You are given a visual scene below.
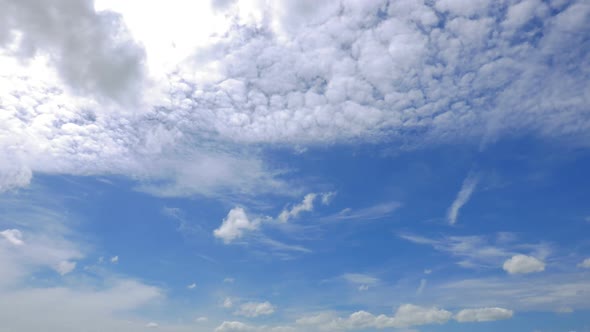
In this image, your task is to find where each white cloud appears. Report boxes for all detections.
[145,322,159,328]
[0,229,24,246]
[400,233,551,270]
[223,297,234,308]
[297,304,452,330]
[234,301,276,317]
[214,207,261,243]
[196,316,208,322]
[503,255,545,274]
[111,256,119,264]
[56,260,76,276]
[447,174,479,225]
[1,0,588,198]
[578,258,590,268]
[0,167,32,193]
[278,193,317,222]
[224,277,235,283]
[324,202,401,222]
[358,284,369,292]
[187,283,196,289]
[455,307,513,322]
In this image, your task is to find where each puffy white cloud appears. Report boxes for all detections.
[455,307,513,322]
[195,316,208,322]
[503,255,545,274]
[1,0,589,199]
[577,258,590,268]
[110,255,119,264]
[187,283,196,289]
[297,304,452,330]
[214,207,260,243]
[234,301,276,317]
[447,173,479,225]
[0,229,24,246]
[145,322,159,328]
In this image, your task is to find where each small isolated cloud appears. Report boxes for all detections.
[503,255,545,274]
[455,307,513,322]
[234,301,276,317]
[224,277,235,283]
[358,285,369,291]
[223,297,234,308]
[145,322,159,328]
[214,207,260,243]
[447,173,479,225]
[187,283,197,289]
[424,269,432,275]
[578,258,590,269]
[110,256,119,264]
[196,316,208,322]
[0,229,24,246]
[278,193,317,222]
[56,260,76,276]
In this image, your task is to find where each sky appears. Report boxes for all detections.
[0,0,589,331]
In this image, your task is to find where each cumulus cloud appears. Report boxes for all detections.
[455,307,513,322]
[503,255,545,274]
[578,258,590,268]
[234,301,276,317]
[214,207,261,243]
[187,283,196,289]
[447,173,479,225]
[1,0,589,198]
[110,255,119,264]
[297,304,452,330]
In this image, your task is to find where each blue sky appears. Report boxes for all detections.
[1,0,589,331]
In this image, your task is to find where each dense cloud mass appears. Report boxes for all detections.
[0,0,146,102]
[0,0,589,195]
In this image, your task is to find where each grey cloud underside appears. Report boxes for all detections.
[173,0,590,144]
[0,0,145,102]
